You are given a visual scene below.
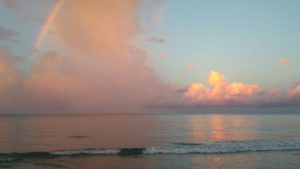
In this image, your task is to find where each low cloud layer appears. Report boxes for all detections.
[184,71,259,106]
[182,71,300,107]
[287,84,300,104]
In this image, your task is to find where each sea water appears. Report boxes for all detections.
[1,112,300,169]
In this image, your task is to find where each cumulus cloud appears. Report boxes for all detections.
[0,0,299,113]
[0,0,175,114]
[180,71,300,107]
[184,71,260,106]
[286,84,300,104]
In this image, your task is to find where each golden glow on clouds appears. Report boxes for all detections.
[1,1,300,113]
[208,71,226,86]
[185,71,259,104]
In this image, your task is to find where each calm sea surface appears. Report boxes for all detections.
[1,113,300,169]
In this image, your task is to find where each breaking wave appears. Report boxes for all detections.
[1,139,300,159]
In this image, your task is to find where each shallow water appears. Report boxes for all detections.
[2,151,300,169]
[1,113,300,168]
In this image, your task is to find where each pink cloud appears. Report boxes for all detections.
[0,47,21,112]
[184,71,259,105]
[0,0,175,114]
[280,58,291,67]
[286,84,300,103]
[180,71,300,107]
[0,0,300,113]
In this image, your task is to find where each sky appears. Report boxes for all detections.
[0,0,300,114]
[147,0,300,89]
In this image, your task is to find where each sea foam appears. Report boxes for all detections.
[51,138,300,156]
[2,138,300,158]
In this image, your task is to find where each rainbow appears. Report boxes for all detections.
[33,0,66,52]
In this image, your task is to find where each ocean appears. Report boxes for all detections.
[1,112,300,169]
